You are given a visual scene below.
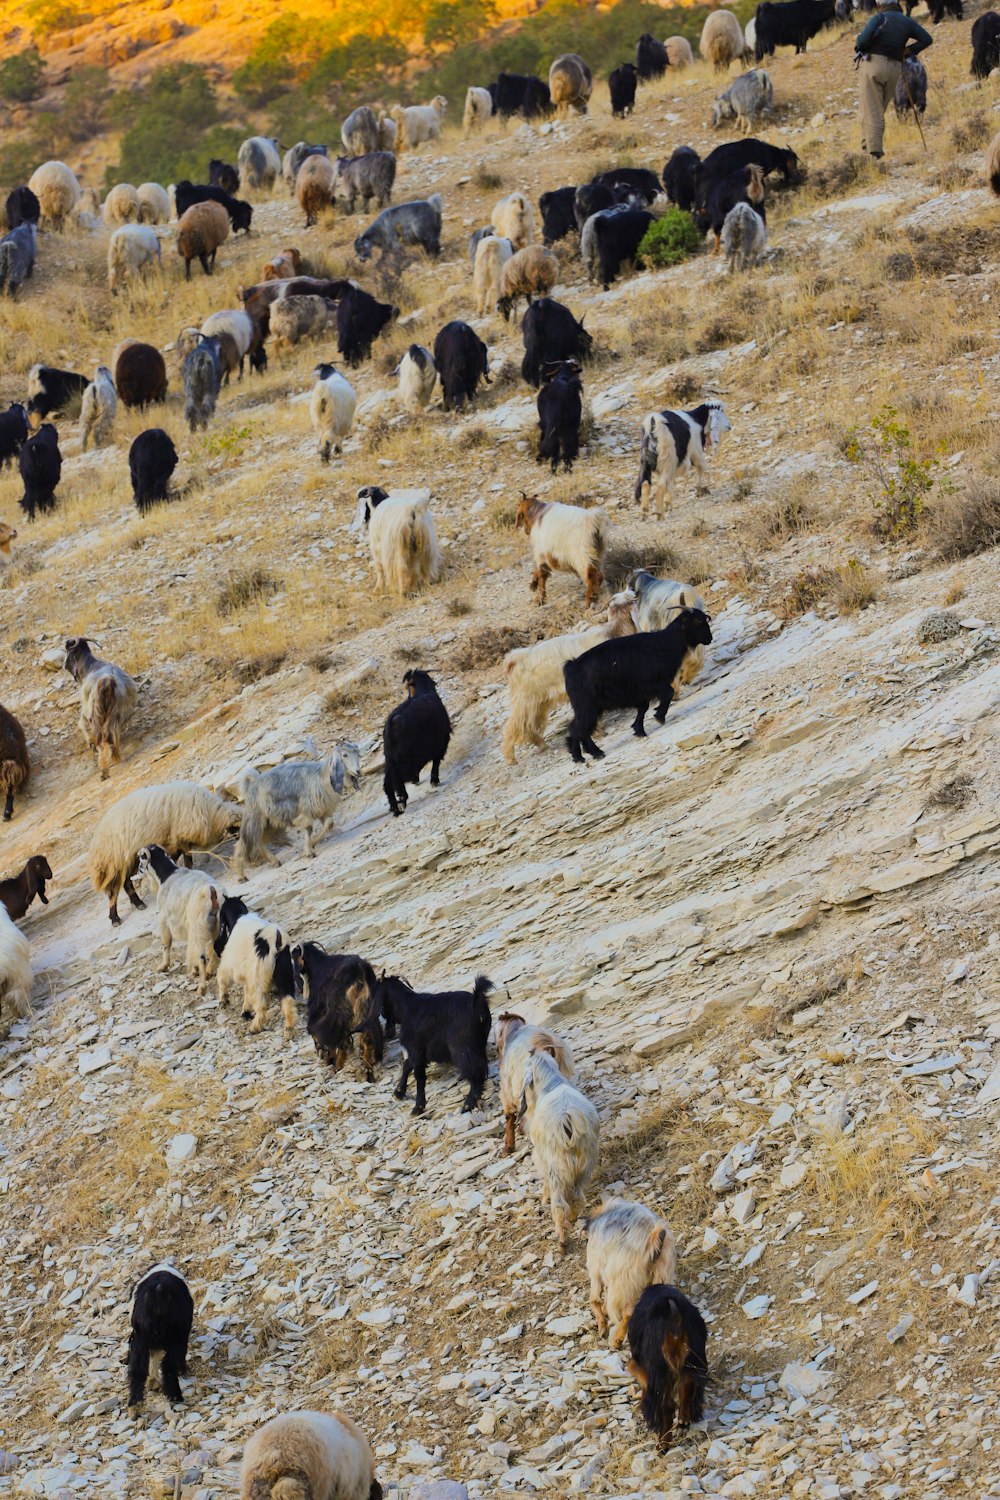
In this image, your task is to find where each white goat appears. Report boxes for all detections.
[63,636,137,778]
[496,1012,574,1154]
[233,745,361,878]
[634,400,731,514]
[310,362,356,463]
[521,1049,599,1249]
[491,191,535,249]
[627,572,707,690]
[391,96,447,150]
[515,493,608,608]
[79,365,117,450]
[464,86,494,132]
[216,914,290,1033]
[0,905,32,1032]
[501,589,637,764]
[473,233,513,315]
[136,845,220,995]
[394,344,437,412]
[583,1197,678,1348]
[351,486,443,598]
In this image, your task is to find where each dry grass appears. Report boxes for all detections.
[924,476,1000,560]
[215,566,279,616]
[604,533,680,589]
[747,486,815,549]
[449,624,536,670]
[812,1102,940,1245]
[950,110,992,152]
[777,559,879,617]
[925,773,973,810]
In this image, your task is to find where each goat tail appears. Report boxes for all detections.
[238,805,265,863]
[0,758,27,795]
[589,507,609,559]
[473,974,496,1002]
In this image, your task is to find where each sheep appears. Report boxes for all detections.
[271,294,331,355]
[753,0,837,61]
[333,151,396,215]
[79,365,117,450]
[0,855,52,921]
[182,337,222,432]
[391,95,447,151]
[296,153,336,226]
[464,85,494,131]
[972,12,1000,78]
[722,202,767,271]
[433,321,490,410]
[539,186,578,245]
[894,57,928,120]
[377,112,397,152]
[498,244,559,320]
[209,159,239,193]
[491,190,535,249]
[130,429,178,512]
[0,404,28,467]
[496,1011,574,1153]
[989,131,1000,196]
[261,247,302,280]
[103,183,141,225]
[665,36,695,67]
[366,972,493,1114]
[520,1048,599,1249]
[336,284,398,366]
[635,401,732,512]
[87,781,241,924]
[549,53,593,114]
[107,223,161,293]
[609,62,638,117]
[0,221,36,297]
[473,233,514,315]
[0,704,29,822]
[700,9,745,70]
[27,161,81,229]
[283,140,328,193]
[114,342,168,408]
[584,1198,678,1349]
[173,182,252,233]
[0,904,32,1031]
[537,360,583,473]
[521,297,593,388]
[353,195,443,261]
[5,185,40,228]
[626,1285,708,1451]
[63,636,137,778]
[73,186,101,226]
[19,424,61,521]
[380,668,451,817]
[394,344,437,412]
[351,486,442,598]
[582,207,653,290]
[310,363,357,463]
[176,200,229,278]
[293,944,380,1077]
[501,589,637,764]
[26,364,88,419]
[233,744,361,878]
[200,310,262,381]
[636,33,669,80]
[563,608,714,761]
[712,68,773,132]
[341,105,380,156]
[239,1411,381,1500]
[663,146,701,212]
[515,493,607,608]
[237,135,280,195]
[137,182,171,224]
[0,521,16,556]
[216,913,293,1033]
[136,844,221,994]
[627,572,707,688]
[127,1266,193,1408]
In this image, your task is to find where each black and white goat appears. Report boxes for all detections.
[213,894,296,1033]
[361,973,494,1115]
[381,670,451,817]
[127,1264,194,1407]
[634,401,730,513]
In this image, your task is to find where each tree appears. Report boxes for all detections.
[424,0,495,49]
[0,47,45,105]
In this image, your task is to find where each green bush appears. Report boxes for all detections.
[58,65,110,142]
[424,0,495,49]
[637,207,702,269]
[0,47,45,104]
[105,64,240,189]
[26,0,92,39]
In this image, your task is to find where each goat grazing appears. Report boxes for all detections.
[433,320,490,410]
[627,1284,708,1450]
[722,202,767,270]
[663,146,701,211]
[367,972,494,1115]
[0,855,52,921]
[233,745,361,877]
[520,1048,599,1249]
[19,424,61,521]
[381,669,451,817]
[63,636,137,779]
[584,1198,678,1348]
[712,68,773,131]
[127,1265,193,1408]
[310,363,356,463]
[130,429,178,512]
[336,284,398,367]
[394,344,437,412]
[0,904,32,1031]
[293,943,380,1078]
[351,486,442,597]
[496,1011,574,1153]
[498,244,559,320]
[515,493,607,608]
[521,298,592,388]
[216,912,294,1033]
[0,704,29,821]
[473,233,514,316]
[972,12,1000,77]
[635,401,731,512]
[240,1411,381,1500]
[136,844,221,994]
[537,359,583,473]
[79,365,117,450]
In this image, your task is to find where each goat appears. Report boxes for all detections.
[351,486,442,597]
[381,669,451,817]
[364,973,494,1115]
[63,636,137,778]
[215,896,297,1034]
[584,1198,678,1348]
[519,1048,599,1249]
[136,844,220,994]
[216,913,293,1034]
[0,904,32,1031]
[292,943,381,1079]
[537,359,583,473]
[128,1265,193,1408]
[627,572,707,690]
[626,1284,709,1450]
[496,1012,574,1153]
[240,1411,381,1500]
[515,493,607,608]
[233,746,361,877]
[635,401,731,512]
[0,855,52,921]
[0,703,30,821]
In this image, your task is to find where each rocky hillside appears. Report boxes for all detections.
[2,10,1000,1500]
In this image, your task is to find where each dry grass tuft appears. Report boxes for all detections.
[924,476,1000,560]
[487,493,520,530]
[233,652,287,685]
[747,488,814,549]
[925,773,973,809]
[777,559,878,616]
[604,534,680,589]
[450,625,537,670]
[808,152,880,201]
[216,566,278,617]
[950,111,991,152]
[446,596,473,617]
[474,167,504,192]
[813,1102,940,1245]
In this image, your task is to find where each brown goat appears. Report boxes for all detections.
[261,247,303,280]
[0,521,15,556]
[0,703,29,821]
[0,855,52,920]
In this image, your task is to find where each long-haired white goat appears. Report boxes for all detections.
[240,1408,380,1500]
[520,1048,599,1249]
[351,485,442,597]
[233,744,361,879]
[501,589,637,764]
[496,1011,574,1154]
[515,493,607,608]
[583,1197,677,1349]
[63,636,137,779]
[0,905,32,1033]
[136,844,221,995]
[627,571,707,691]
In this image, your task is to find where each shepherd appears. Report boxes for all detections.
[855,0,932,160]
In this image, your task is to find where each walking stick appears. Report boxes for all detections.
[901,63,928,153]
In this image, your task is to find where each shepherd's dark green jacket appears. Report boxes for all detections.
[855,7,933,61]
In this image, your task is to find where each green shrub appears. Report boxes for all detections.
[637,207,702,269]
[845,405,944,539]
[0,48,45,104]
[26,0,92,39]
[105,65,240,189]
[424,0,495,48]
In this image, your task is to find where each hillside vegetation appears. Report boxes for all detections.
[2,5,1000,1500]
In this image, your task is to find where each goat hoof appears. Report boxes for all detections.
[632,726,646,738]
[393,1086,407,1100]
[411,1102,426,1116]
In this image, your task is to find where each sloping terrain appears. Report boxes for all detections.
[2,13,1000,1500]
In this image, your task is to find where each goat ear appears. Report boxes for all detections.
[647,1226,668,1265]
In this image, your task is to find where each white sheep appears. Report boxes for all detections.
[103,183,141,225]
[233,744,361,878]
[28,161,81,230]
[351,486,442,598]
[88,782,241,926]
[136,182,171,225]
[700,9,744,71]
[394,344,437,412]
[391,96,447,151]
[521,1049,599,1249]
[464,86,494,131]
[240,1410,380,1500]
[63,635,137,778]
[79,365,118,450]
[237,136,281,195]
[377,112,397,152]
[490,191,535,249]
[584,1197,677,1349]
[495,1011,574,1153]
[107,223,161,294]
[216,913,290,1033]
[200,310,255,380]
[664,35,694,67]
[628,571,708,689]
[0,905,32,1034]
[73,186,101,228]
[136,846,221,995]
[515,493,607,608]
[310,362,356,463]
[501,589,637,764]
[498,243,558,320]
[473,233,513,316]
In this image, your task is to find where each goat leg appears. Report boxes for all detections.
[123,874,146,910]
[3,788,13,820]
[654,688,675,724]
[412,1064,427,1115]
[631,702,649,737]
[430,759,441,786]
[394,1060,412,1100]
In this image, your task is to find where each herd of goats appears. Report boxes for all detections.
[1,2,996,1493]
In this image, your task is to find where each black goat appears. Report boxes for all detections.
[364,973,494,1115]
[626,1285,708,1451]
[521,297,592,387]
[26,365,88,420]
[19,423,61,521]
[292,942,381,1079]
[0,402,28,467]
[591,208,653,290]
[753,0,837,60]
[173,181,253,233]
[971,11,1000,75]
[539,186,578,245]
[208,159,239,194]
[0,854,52,920]
[382,669,451,816]
[574,181,620,232]
[927,0,962,18]
[129,429,178,513]
[127,1266,194,1407]
[563,609,713,761]
[5,186,40,228]
[336,284,398,367]
[493,71,551,118]
[591,167,662,206]
[537,360,583,473]
[214,894,297,1008]
[608,63,638,116]
[433,321,490,411]
[636,33,669,80]
[696,165,766,252]
[697,138,803,195]
[663,147,701,212]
